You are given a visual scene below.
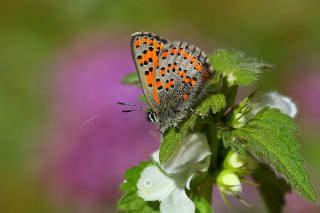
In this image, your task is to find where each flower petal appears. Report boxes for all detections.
[185,172,195,190]
[162,133,211,174]
[253,91,298,118]
[185,155,211,190]
[151,150,160,163]
[160,188,195,213]
[137,165,175,201]
[150,133,211,191]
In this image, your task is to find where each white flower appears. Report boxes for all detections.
[251,91,298,118]
[137,133,211,213]
[231,91,298,128]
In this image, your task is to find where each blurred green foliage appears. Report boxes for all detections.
[0,0,319,212]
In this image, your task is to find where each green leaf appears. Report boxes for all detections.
[252,163,291,213]
[210,49,272,86]
[159,94,226,163]
[122,71,140,85]
[118,193,159,213]
[209,94,226,114]
[197,94,227,116]
[219,108,319,202]
[119,161,150,192]
[117,161,160,212]
[159,129,183,164]
[139,95,147,103]
[194,194,213,213]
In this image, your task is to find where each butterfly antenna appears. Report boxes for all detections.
[81,114,99,126]
[117,102,144,109]
[117,102,137,106]
[121,109,142,113]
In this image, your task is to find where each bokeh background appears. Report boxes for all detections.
[0,0,319,212]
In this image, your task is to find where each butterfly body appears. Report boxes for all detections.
[130,32,214,133]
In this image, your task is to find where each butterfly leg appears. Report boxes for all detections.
[156,126,162,134]
[169,123,180,132]
[170,122,178,128]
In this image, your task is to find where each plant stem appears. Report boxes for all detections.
[197,115,221,204]
[198,174,214,203]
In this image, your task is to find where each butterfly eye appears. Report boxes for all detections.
[146,112,157,123]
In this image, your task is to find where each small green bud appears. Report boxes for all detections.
[226,73,236,86]
[226,91,259,128]
[223,151,246,169]
[223,151,256,177]
[217,169,242,196]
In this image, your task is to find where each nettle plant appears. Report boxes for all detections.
[117,49,318,213]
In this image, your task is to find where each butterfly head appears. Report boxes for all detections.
[146,110,158,124]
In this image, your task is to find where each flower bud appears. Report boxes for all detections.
[217,169,242,196]
[227,73,236,86]
[223,151,245,169]
[226,96,255,128]
[223,151,256,176]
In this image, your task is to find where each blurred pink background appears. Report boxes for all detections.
[0,1,319,212]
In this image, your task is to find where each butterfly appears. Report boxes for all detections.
[130,32,214,134]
